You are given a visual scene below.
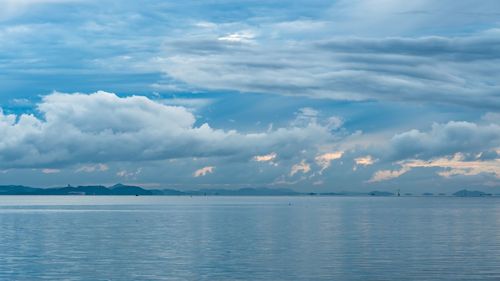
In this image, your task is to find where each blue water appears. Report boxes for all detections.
[0,196,499,281]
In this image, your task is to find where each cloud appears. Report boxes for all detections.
[76,163,109,173]
[41,168,60,174]
[482,112,500,124]
[318,35,500,59]
[390,121,500,160]
[370,153,500,182]
[117,168,142,179]
[0,91,336,169]
[253,152,277,162]
[1,0,499,190]
[218,31,256,43]
[404,154,500,179]
[329,0,500,36]
[292,108,343,131]
[2,1,499,109]
[290,160,311,176]
[315,151,343,173]
[368,120,500,182]
[353,155,376,171]
[0,0,78,20]
[326,116,344,130]
[194,166,215,177]
[369,167,410,183]
[292,108,319,127]
[354,155,376,166]
[158,97,213,109]
[161,30,500,109]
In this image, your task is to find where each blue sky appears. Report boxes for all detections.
[0,0,499,192]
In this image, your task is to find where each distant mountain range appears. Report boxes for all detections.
[0,184,302,196]
[0,184,497,197]
[452,189,493,197]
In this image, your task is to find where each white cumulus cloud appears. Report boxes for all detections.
[0,91,337,169]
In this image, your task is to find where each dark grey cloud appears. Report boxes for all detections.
[318,35,500,60]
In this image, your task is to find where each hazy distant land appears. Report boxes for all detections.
[0,184,496,197]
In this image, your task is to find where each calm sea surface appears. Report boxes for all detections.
[0,196,499,281]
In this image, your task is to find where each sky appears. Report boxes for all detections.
[0,0,499,192]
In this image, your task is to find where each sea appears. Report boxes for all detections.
[0,196,499,281]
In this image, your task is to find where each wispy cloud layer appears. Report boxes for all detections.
[1,1,499,108]
[370,153,500,182]
[162,31,500,108]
